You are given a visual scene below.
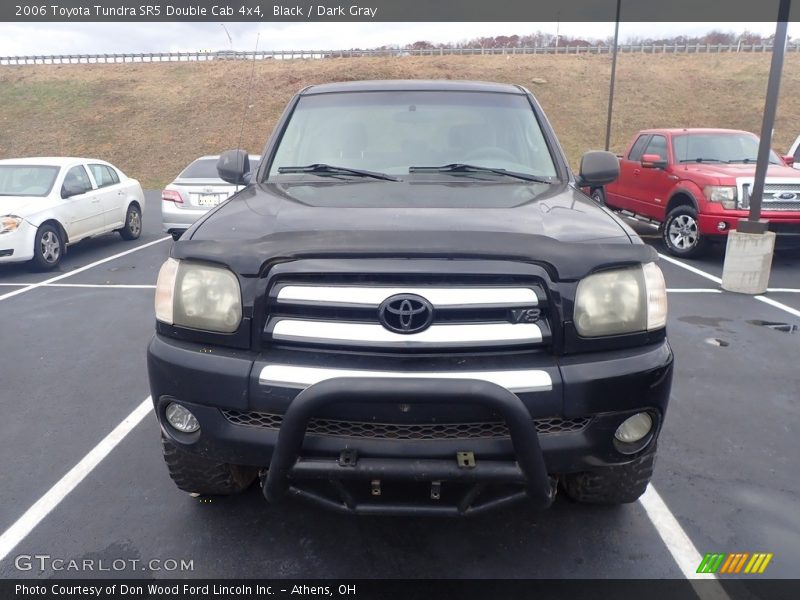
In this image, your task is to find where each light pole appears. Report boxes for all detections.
[604,0,621,151]
[721,0,791,294]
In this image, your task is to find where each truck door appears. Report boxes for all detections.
[631,134,673,220]
[606,134,650,210]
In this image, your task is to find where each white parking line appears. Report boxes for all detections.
[640,487,729,596]
[657,253,722,285]
[0,237,169,303]
[766,288,800,293]
[659,253,800,319]
[755,295,800,318]
[0,283,156,289]
[0,397,152,562]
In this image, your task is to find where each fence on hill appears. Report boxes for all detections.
[2,43,800,66]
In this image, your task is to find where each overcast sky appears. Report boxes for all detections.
[0,22,797,55]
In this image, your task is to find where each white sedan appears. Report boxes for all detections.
[0,157,145,269]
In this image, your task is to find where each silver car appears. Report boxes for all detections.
[161,154,259,240]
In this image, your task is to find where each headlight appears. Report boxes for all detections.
[0,216,23,234]
[704,186,737,209]
[574,262,667,337]
[155,258,242,333]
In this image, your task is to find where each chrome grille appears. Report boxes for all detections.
[264,276,550,351]
[221,410,590,439]
[740,181,800,210]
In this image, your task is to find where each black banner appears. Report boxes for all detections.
[2,0,800,22]
[4,580,800,600]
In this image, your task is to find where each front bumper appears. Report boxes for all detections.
[148,335,673,513]
[698,210,800,237]
[0,220,36,263]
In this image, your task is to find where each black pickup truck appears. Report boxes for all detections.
[148,80,673,516]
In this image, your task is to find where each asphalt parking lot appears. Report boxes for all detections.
[0,191,798,582]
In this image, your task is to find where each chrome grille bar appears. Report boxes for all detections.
[276,285,538,307]
[258,364,553,393]
[271,319,542,347]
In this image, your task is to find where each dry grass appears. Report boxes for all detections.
[1,53,799,188]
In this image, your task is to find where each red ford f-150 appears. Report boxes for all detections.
[592,128,800,257]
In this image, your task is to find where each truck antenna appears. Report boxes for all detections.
[236,32,260,179]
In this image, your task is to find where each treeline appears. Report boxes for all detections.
[368,30,786,51]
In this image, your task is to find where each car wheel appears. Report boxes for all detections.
[32,224,64,270]
[561,451,655,505]
[120,204,142,240]
[591,187,606,206]
[161,434,258,496]
[662,206,708,258]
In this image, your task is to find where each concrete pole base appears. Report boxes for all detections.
[721,230,776,294]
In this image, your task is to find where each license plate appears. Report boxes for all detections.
[198,194,221,207]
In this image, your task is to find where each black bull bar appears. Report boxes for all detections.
[263,377,557,516]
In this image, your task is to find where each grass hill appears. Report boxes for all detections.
[1,53,799,188]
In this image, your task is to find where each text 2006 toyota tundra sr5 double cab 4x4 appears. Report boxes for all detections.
[147,81,673,515]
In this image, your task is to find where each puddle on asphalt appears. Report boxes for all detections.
[705,338,730,347]
[747,320,799,334]
[678,316,733,328]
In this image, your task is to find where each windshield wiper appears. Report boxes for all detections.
[678,158,723,163]
[409,163,554,183]
[277,164,399,181]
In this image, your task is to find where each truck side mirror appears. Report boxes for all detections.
[217,150,251,186]
[641,154,668,169]
[576,151,619,187]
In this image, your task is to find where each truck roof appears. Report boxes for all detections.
[301,80,525,95]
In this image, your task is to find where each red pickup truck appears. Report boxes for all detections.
[593,128,800,257]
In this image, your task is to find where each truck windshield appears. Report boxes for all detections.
[268,90,558,180]
[0,165,60,197]
[673,133,782,165]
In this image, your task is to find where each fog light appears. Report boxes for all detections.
[614,412,653,444]
[717,221,728,231]
[166,402,200,433]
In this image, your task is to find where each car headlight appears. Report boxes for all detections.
[0,216,23,234]
[574,262,667,337]
[155,258,242,333]
[704,186,737,209]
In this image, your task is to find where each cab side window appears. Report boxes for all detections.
[61,166,93,196]
[628,135,650,162]
[644,135,668,162]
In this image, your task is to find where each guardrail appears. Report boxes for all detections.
[2,43,799,65]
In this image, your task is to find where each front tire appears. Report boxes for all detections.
[663,206,708,258]
[561,452,655,505]
[32,224,64,270]
[119,204,142,240]
[161,435,257,496]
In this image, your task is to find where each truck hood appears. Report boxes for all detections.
[177,179,657,281]
[678,163,799,180]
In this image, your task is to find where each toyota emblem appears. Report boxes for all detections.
[378,294,434,334]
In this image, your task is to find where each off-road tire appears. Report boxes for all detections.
[161,435,257,495]
[662,206,709,258]
[561,451,656,505]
